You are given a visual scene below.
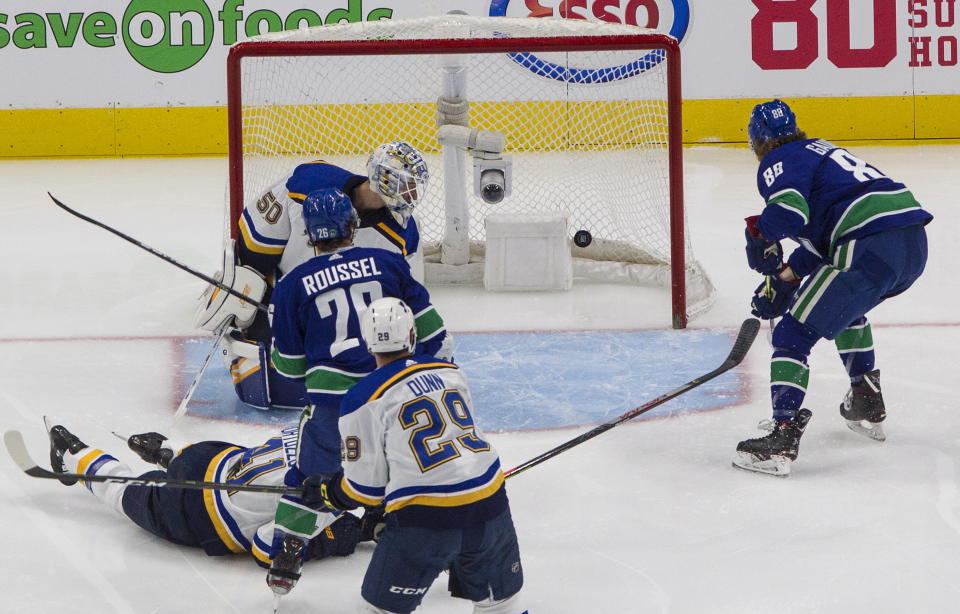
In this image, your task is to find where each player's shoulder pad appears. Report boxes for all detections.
[286,161,360,201]
[341,359,411,416]
[341,357,457,416]
[357,206,394,228]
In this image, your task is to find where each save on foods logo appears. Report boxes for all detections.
[489,0,691,82]
[0,0,392,74]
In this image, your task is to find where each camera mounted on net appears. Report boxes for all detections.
[437,124,513,205]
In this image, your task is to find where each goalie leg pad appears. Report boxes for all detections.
[266,366,309,410]
[229,353,271,410]
[222,332,307,410]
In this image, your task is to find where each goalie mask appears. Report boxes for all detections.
[747,99,798,153]
[366,141,429,216]
[360,297,416,355]
[302,188,358,243]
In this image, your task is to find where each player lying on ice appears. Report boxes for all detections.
[44,420,375,567]
[733,99,933,477]
[195,141,431,411]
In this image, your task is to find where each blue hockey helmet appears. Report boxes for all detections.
[302,188,358,243]
[747,99,798,152]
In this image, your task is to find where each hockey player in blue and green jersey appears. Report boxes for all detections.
[269,188,450,476]
[264,188,452,598]
[733,99,932,476]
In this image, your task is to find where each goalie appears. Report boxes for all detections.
[194,142,430,410]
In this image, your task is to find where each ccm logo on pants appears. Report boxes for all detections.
[389,586,428,595]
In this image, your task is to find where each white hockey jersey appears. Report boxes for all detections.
[201,425,297,561]
[335,356,508,528]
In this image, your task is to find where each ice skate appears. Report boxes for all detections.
[126,432,176,468]
[267,534,306,596]
[44,418,88,486]
[840,369,885,442]
[733,409,813,477]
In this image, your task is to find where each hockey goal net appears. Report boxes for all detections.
[227,14,714,327]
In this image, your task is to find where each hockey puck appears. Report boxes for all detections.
[573,230,593,248]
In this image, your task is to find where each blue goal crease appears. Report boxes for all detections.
[178,329,746,430]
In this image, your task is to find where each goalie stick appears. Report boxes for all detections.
[504,318,761,479]
[48,193,267,313]
[2,430,303,496]
[173,324,229,420]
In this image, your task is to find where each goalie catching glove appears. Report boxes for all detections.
[744,215,783,275]
[194,243,267,332]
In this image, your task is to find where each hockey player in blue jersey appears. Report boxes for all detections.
[277,297,525,614]
[43,421,361,566]
[263,189,453,598]
[733,99,933,476]
[194,141,430,411]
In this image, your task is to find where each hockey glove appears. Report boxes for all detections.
[266,533,306,596]
[306,513,361,560]
[750,275,799,320]
[359,505,387,543]
[301,472,345,513]
[744,215,783,275]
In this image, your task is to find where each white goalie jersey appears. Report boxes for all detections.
[237,161,422,279]
[335,356,507,527]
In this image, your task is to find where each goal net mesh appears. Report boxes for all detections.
[229,15,714,322]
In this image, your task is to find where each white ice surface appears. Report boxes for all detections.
[0,145,957,613]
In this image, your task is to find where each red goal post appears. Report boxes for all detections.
[226,15,714,328]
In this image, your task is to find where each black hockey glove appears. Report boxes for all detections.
[306,513,361,560]
[744,215,783,275]
[750,275,800,320]
[359,505,387,543]
[301,472,346,513]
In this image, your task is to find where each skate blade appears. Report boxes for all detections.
[845,419,886,442]
[732,451,792,477]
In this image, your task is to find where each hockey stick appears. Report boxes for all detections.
[173,324,229,420]
[48,193,267,313]
[3,430,303,496]
[764,276,776,344]
[504,318,761,479]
